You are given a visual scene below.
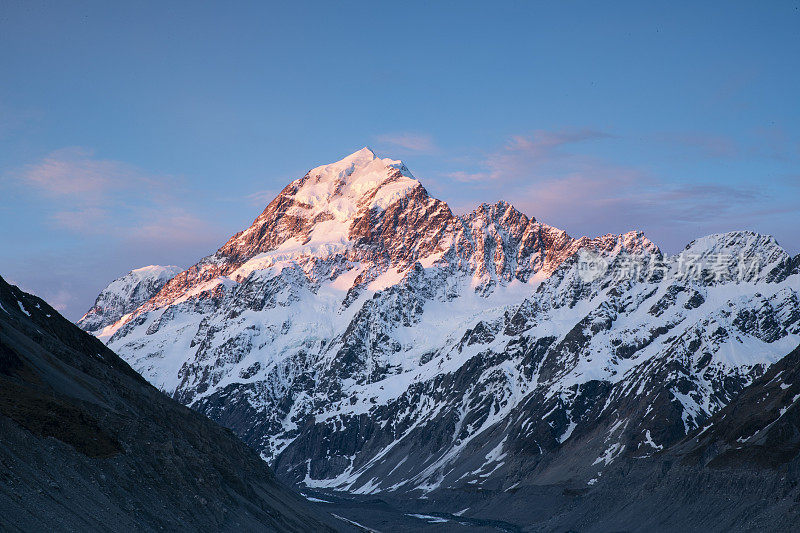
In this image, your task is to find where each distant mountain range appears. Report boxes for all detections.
[78,148,800,530]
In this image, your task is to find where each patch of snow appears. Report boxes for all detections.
[559,420,577,443]
[643,430,663,450]
[332,514,379,532]
[406,513,450,524]
[300,493,331,503]
[593,443,625,466]
[17,300,30,316]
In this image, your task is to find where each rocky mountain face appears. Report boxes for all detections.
[0,275,336,532]
[82,148,800,501]
[77,264,181,337]
[410,342,800,532]
[682,342,800,469]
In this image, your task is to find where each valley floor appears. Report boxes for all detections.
[300,457,800,533]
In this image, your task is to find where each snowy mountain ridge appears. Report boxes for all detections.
[80,148,800,496]
[77,264,181,336]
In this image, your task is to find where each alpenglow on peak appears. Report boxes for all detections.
[287,146,419,217]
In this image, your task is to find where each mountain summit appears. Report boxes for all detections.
[217,147,425,262]
[80,149,800,505]
[132,149,657,315]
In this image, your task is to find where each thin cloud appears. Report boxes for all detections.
[516,175,764,227]
[43,288,72,312]
[4,148,243,320]
[375,133,438,154]
[9,147,219,248]
[51,207,111,234]
[246,189,278,207]
[452,129,615,183]
[658,133,739,158]
[445,170,490,183]
[130,208,222,247]
[442,130,793,252]
[21,147,132,198]
[513,172,782,253]
[505,129,613,153]
[656,128,800,161]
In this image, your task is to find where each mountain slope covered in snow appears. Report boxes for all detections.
[77,264,181,336]
[82,148,800,499]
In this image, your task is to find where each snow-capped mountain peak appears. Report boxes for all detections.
[79,149,800,499]
[292,146,418,216]
[77,264,181,336]
[681,231,788,265]
[214,147,425,265]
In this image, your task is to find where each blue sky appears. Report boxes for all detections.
[1,1,798,319]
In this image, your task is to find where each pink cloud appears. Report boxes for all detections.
[21,147,137,198]
[452,129,614,183]
[9,147,221,250]
[445,170,490,183]
[129,208,224,248]
[246,189,278,206]
[441,130,793,252]
[375,133,438,153]
[44,289,73,312]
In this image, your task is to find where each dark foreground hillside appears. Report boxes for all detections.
[0,275,338,532]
